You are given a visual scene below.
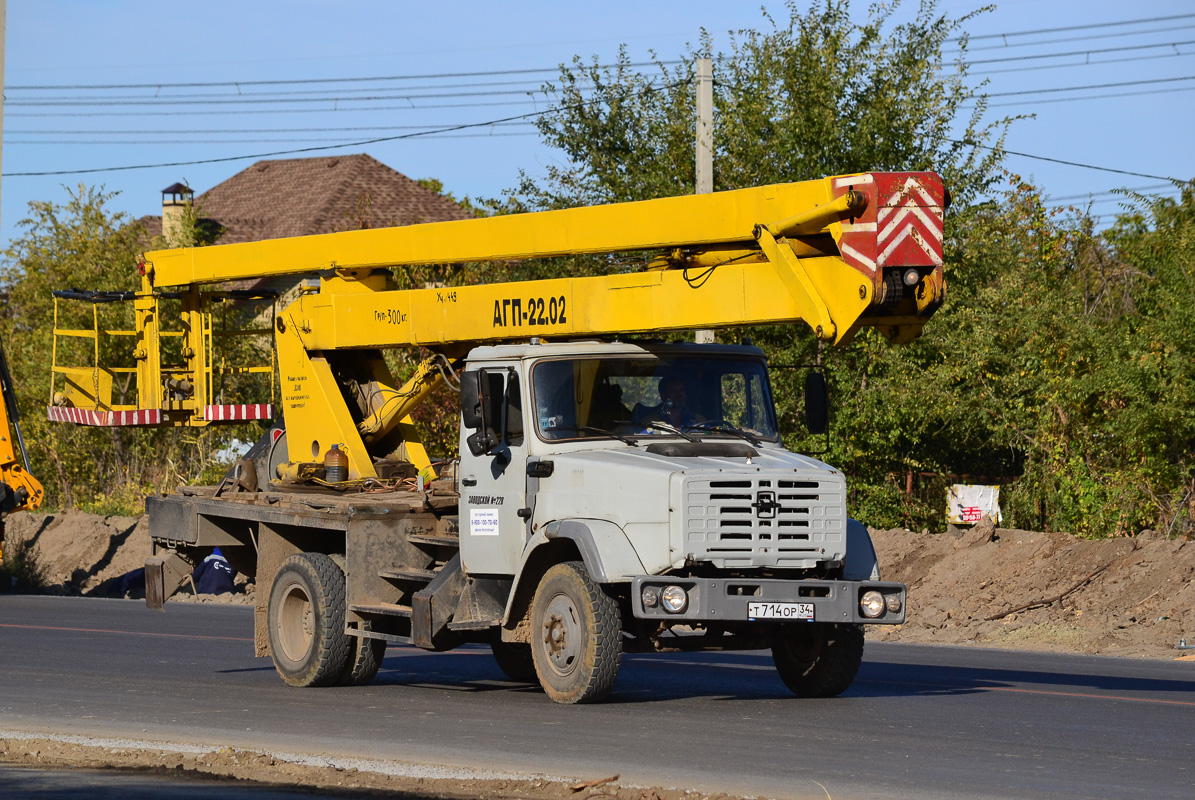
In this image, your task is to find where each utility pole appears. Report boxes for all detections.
[695,56,713,196]
[1,0,7,233]
[694,56,715,345]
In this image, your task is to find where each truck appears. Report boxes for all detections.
[48,170,946,703]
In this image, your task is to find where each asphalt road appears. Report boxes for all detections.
[0,595,1192,800]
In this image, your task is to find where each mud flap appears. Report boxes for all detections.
[411,553,465,650]
[144,551,194,611]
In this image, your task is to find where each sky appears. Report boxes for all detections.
[2,0,1193,251]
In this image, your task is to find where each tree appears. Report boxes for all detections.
[512,0,1015,529]
[1,186,247,511]
[520,0,1007,209]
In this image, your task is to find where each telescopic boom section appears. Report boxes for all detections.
[47,171,946,466]
[141,171,944,345]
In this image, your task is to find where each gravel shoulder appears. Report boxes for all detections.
[0,730,739,800]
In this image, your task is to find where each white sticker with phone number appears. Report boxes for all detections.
[470,508,500,536]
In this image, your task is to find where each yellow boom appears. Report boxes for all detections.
[48,170,947,481]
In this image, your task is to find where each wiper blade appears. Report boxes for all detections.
[553,425,640,446]
[684,423,762,445]
[634,420,698,441]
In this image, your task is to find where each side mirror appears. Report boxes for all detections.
[461,371,485,430]
[805,371,828,435]
[461,370,501,456]
[466,427,501,457]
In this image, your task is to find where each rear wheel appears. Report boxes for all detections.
[491,640,536,682]
[771,623,864,698]
[530,560,621,704]
[338,623,386,686]
[267,553,351,687]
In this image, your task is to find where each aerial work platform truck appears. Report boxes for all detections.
[49,171,946,702]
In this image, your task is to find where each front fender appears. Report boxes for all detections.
[843,518,881,580]
[502,519,646,624]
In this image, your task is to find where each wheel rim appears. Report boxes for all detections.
[541,591,582,677]
[276,579,315,663]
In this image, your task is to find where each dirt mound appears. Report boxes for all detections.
[3,513,150,596]
[869,521,1195,659]
[1,512,252,602]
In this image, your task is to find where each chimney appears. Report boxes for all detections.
[161,182,194,247]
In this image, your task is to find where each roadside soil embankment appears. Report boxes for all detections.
[1,512,253,603]
[869,520,1195,660]
[3,511,1193,658]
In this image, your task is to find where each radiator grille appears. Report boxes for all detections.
[682,474,845,568]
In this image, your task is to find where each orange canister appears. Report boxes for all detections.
[323,444,348,482]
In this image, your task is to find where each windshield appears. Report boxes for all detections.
[532,355,780,442]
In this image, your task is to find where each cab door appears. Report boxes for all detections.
[459,365,529,576]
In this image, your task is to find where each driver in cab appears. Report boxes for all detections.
[637,375,704,428]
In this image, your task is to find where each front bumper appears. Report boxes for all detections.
[629,576,906,625]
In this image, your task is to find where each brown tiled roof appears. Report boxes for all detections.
[140,153,472,245]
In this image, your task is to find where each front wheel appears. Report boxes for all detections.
[530,561,622,704]
[772,623,864,698]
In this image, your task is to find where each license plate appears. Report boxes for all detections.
[748,601,815,620]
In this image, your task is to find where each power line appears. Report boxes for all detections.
[5,97,554,118]
[976,49,1195,77]
[6,123,535,135]
[8,132,538,145]
[8,60,681,92]
[985,74,1195,98]
[967,39,1195,67]
[11,48,1188,108]
[952,21,1195,54]
[949,13,1195,44]
[980,84,1195,108]
[5,79,688,177]
[1049,183,1174,202]
[5,87,569,108]
[5,76,566,102]
[956,141,1179,182]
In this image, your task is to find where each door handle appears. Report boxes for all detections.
[462,477,477,487]
[526,460,554,478]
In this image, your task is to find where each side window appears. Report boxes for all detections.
[483,369,524,447]
[505,373,524,446]
[483,371,504,435]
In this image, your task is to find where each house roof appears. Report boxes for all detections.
[141,153,473,244]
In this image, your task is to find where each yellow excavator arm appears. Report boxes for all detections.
[46,170,947,481]
[0,333,45,555]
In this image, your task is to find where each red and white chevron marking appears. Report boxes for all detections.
[205,403,274,422]
[877,176,943,267]
[47,407,161,426]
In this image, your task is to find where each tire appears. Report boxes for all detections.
[771,623,864,698]
[267,553,351,687]
[337,623,386,686]
[529,560,622,704]
[490,640,536,682]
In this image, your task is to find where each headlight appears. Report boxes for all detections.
[860,590,885,618]
[885,593,902,613]
[642,587,659,608]
[661,585,688,613]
